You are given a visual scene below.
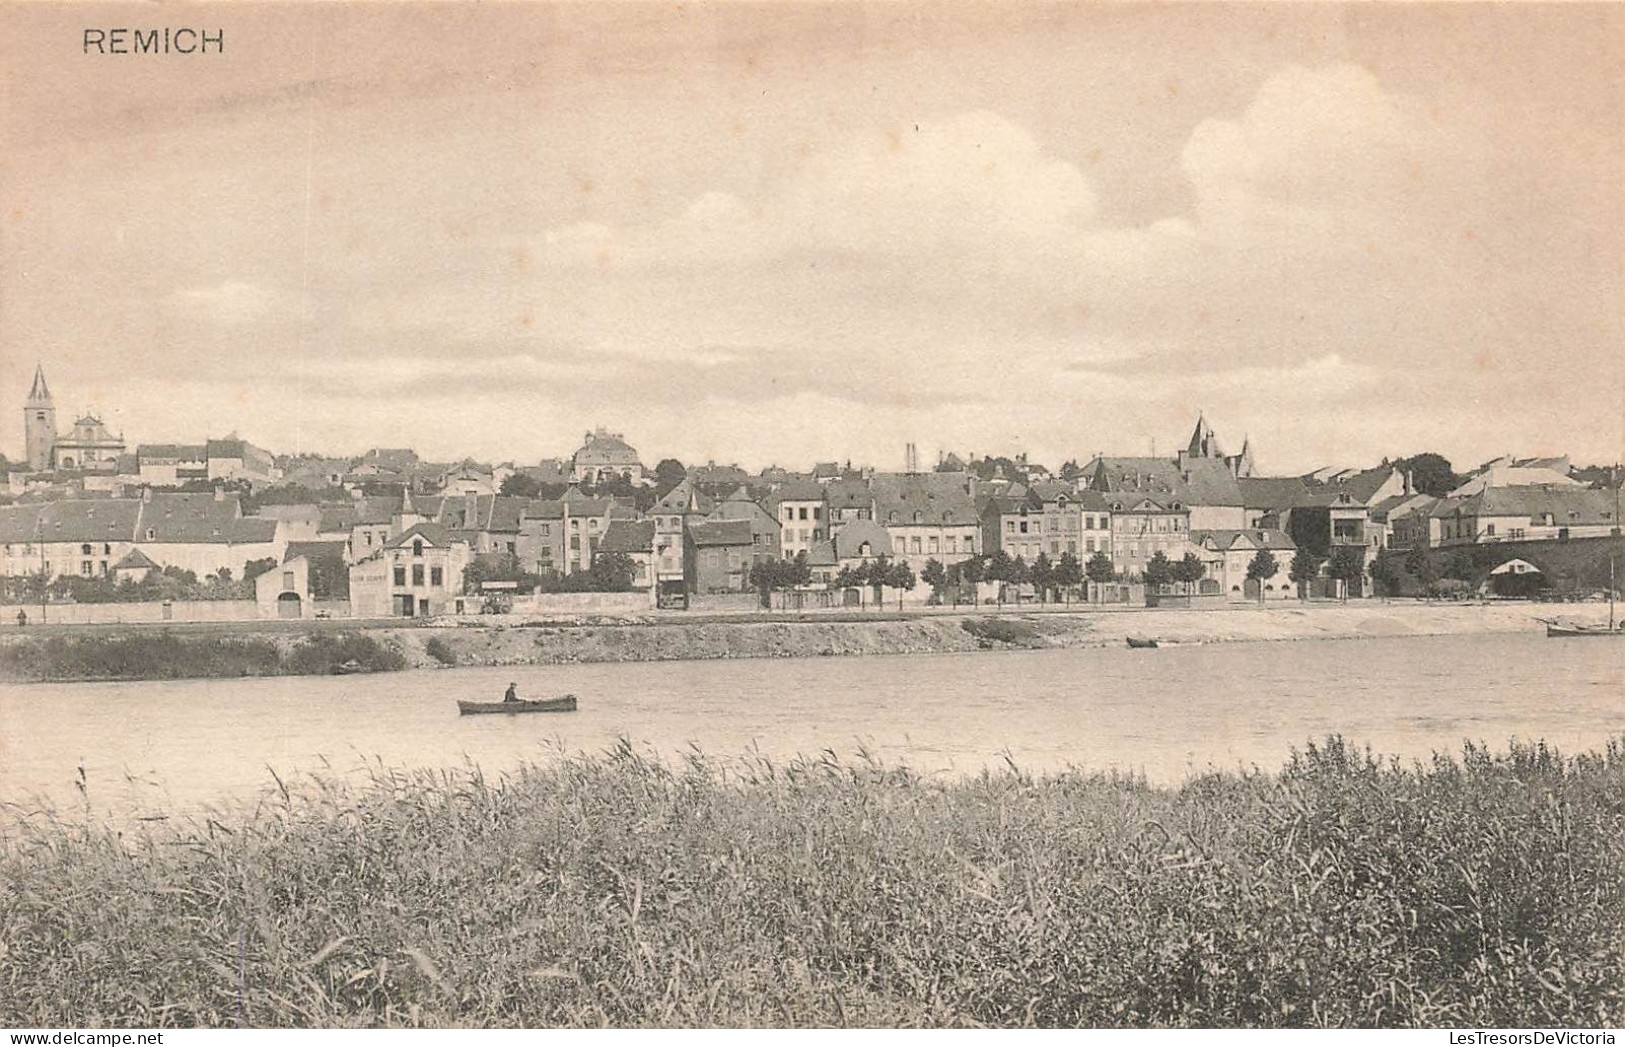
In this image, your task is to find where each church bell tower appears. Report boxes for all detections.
[24,363,57,471]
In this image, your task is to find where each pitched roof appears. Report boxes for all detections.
[871,473,978,526]
[318,502,359,533]
[689,519,755,547]
[823,479,874,511]
[387,522,457,548]
[36,500,143,543]
[653,481,715,515]
[600,519,655,554]
[1238,476,1313,509]
[0,504,43,542]
[112,547,160,571]
[806,538,838,567]
[137,444,207,461]
[833,520,895,559]
[1467,485,1616,523]
[772,480,828,502]
[284,540,348,566]
[1191,528,1296,553]
[1090,456,1244,506]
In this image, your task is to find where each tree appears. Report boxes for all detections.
[588,551,637,592]
[1085,551,1115,585]
[499,472,542,498]
[886,559,916,610]
[920,558,947,604]
[1143,551,1174,590]
[1175,552,1206,594]
[1444,551,1477,583]
[654,459,687,496]
[1029,553,1054,603]
[242,557,279,586]
[1053,551,1082,605]
[867,555,892,608]
[1245,549,1279,603]
[748,555,811,609]
[1392,453,1458,497]
[1289,551,1323,597]
[1058,459,1085,483]
[1327,547,1367,600]
[1369,555,1404,599]
[984,550,1014,604]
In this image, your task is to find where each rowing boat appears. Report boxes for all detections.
[1545,622,1625,638]
[457,694,578,715]
[1125,637,1159,649]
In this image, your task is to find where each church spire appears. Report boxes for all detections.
[27,364,52,405]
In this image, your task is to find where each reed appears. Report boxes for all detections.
[2,736,1619,1028]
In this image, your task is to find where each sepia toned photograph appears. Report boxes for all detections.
[1,0,1622,1032]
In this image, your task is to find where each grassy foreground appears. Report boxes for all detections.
[2,737,1621,1028]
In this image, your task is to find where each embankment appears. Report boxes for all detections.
[0,601,1611,682]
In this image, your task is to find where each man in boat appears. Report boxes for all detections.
[15,610,26,628]
[503,682,520,703]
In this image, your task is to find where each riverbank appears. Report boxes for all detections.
[2,736,1618,1027]
[0,601,1613,682]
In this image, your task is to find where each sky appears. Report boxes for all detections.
[2,2,1622,475]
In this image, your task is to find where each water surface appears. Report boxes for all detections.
[2,632,1620,823]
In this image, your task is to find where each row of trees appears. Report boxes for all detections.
[2,561,278,605]
[461,551,638,595]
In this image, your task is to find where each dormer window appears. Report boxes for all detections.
[145,528,155,541]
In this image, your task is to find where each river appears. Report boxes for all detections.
[2,632,1621,824]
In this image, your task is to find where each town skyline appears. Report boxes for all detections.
[3,3,1622,473]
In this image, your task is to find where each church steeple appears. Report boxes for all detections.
[1185,412,1225,460]
[23,363,58,471]
[27,364,52,405]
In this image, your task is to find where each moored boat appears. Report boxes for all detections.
[1545,622,1625,638]
[331,659,368,675]
[1125,637,1159,649]
[458,694,578,715]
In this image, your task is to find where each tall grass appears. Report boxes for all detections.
[0,630,405,682]
[2,737,1620,1028]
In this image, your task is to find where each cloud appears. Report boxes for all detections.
[543,110,1098,272]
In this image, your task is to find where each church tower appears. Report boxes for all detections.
[24,364,56,471]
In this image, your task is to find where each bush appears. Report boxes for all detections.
[1424,578,1473,601]
[424,636,458,666]
[960,617,1042,646]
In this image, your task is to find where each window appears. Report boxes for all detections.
[946,536,958,554]
[1019,521,1028,534]
[910,537,922,554]
[1485,524,1496,536]
[813,507,822,520]
[81,561,93,576]
[928,537,939,554]
[859,542,872,557]
[413,539,423,557]
[964,533,974,546]
[393,566,407,586]
[588,519,599,530]
[103,543,111,555]
[540,524,551,536]
[412,564,425,586]
[431,567,443,587]
[893,537,905,554]
[81,544,92,555]
[798,507,808,521]
[1006,520,1015,533]
[570,537,581,551]
[282,571,295,589]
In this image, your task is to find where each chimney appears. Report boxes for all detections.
[1403,470,1414,496]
